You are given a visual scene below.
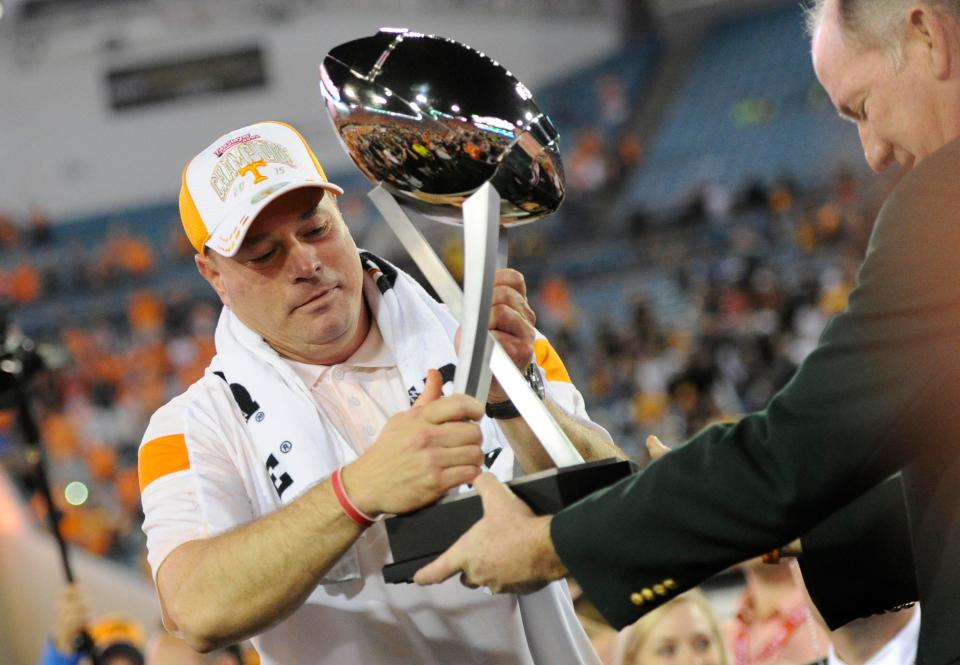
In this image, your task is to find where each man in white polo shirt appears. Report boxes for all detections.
[138,120,623,664]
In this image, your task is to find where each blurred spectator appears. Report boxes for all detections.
[10,262,42,304]
[597,74,629,131]
[114,231,155,277]
[89,228,155,287]
[767,183,794,218]
[537,274,579,330]
[703,183,734,224]
[38,582,145,665]
[168,223,196,264]
[57,502,117,556]
[0,211,20,249]
[128,291,165,337]
[617,133,646,173]
[615,589,728,665]
[568,129,612,194]
[30,207,54,247]
[39,583,249,665]
[726,560,829,665]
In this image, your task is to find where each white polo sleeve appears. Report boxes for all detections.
[138,390,256,583]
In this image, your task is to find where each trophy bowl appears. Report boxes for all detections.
[319,28,565,226]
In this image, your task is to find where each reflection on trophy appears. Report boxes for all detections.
[320,28,634,583]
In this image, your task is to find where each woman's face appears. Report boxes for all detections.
[633,602,724,665]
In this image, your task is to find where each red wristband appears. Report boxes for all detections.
[331,467,375,528]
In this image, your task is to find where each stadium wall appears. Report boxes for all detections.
[0,9,618,220]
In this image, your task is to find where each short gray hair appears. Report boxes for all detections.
[805,0,960,65]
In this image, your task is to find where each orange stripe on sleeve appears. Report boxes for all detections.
[534,338,572,384]
[139,434,190,493]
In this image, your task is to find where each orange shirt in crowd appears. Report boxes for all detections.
[41,412,82,462]
[86,444,119,482]
[129,291,165,335]
[9,263,41,304]
[116,234,155,276]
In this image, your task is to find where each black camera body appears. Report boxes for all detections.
[0,315,47,408]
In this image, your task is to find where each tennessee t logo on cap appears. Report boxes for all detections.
[179,120,344,257]
[238,159,269,184]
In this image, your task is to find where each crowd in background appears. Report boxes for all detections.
[531,166,892,458]
[0,216,219,571]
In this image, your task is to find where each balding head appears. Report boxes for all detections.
[807,0,960,64]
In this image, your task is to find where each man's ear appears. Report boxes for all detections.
[195,252,231,307]
[908,4,953,80]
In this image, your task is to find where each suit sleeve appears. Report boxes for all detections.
[550,148,960,629]
[798,474,918,628]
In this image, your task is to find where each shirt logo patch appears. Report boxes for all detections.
[266,453,294,499]
[214,371,261,422]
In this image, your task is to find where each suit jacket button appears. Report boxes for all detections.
[663,578,677,590]
[654,584,666,596]
[642,588,655,601]
[630,592,645,606]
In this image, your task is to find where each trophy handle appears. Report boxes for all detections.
[453,183,499,402]
[368,184,585,467]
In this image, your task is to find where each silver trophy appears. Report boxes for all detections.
[320,29,632,582]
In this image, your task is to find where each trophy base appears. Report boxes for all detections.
[382,457,636,584]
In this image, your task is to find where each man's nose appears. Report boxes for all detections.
[287,240,320,280]
[859,123,893,173]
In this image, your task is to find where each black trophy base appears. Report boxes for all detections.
[382,457,636,583]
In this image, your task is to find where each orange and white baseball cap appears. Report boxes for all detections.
[89,613,146,649]
[179,120,344,257]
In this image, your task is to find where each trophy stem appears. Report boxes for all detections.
[367,184,584,467]
[453,183,499,402]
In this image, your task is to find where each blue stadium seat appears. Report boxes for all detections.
[624,6,864,211]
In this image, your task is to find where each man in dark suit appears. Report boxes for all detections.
[416,1,960,663]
